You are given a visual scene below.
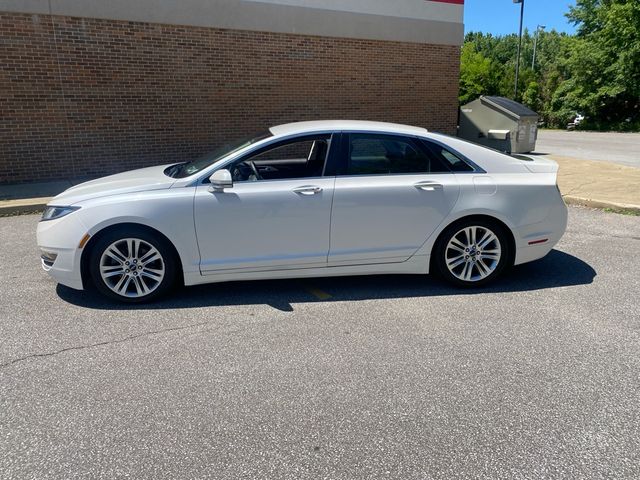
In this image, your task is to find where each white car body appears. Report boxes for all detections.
[37,120,567,294]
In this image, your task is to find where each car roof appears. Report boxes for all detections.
[269,120,429,137]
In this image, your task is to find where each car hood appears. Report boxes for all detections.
[50,164,177,205]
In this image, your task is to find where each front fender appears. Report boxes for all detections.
[75,188,200,276]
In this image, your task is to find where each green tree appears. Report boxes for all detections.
[556,0,640,129]
[460,5,639,131]
[522,81,542,112]
[459,42,502,104]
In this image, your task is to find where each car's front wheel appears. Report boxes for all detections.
[434,219,510,287]
[89,227,177,302]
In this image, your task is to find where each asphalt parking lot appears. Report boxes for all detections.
[535,130,640,168]
[1,207,639,479]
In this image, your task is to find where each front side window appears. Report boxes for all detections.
[167,131,272,178]
[342,133,449,176]
[230,134,331,182]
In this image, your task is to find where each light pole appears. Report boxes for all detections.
[513,0,525,99]
[532,24,546,70]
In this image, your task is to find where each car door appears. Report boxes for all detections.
[194,133,337,273]
[328,132,460,265]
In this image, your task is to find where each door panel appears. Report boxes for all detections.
[328,132,460,265]
[195,178,335,273]
[328,174,459,265]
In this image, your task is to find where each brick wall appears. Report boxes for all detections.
[0,12,460,184]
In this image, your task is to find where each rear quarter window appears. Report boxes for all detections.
[422,140,474,172]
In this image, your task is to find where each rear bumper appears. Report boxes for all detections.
[514,241,556,266]
[514,198,568,266]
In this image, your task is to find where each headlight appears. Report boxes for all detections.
[41,206,80,221]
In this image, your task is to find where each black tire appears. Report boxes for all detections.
[433,218,511,287]
[89,226,178,303]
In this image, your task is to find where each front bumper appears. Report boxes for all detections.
[37,214,87,290]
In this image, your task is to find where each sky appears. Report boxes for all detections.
[464,0,577,35]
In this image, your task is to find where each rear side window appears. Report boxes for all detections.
[341,133,449,176]
[422,140,474,172]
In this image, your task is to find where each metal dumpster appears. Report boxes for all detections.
[458,96,539,153]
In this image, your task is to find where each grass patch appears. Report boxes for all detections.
[603,207,640,216]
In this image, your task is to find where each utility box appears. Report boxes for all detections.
[458,96,539,153]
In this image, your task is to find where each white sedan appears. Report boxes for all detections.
[37,120,567,302]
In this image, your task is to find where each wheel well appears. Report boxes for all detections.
[80,223,184,289]
[430,215,516,270]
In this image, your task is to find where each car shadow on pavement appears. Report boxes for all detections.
[57,249,596,312]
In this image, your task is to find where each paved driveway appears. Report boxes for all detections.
[535,130,640,168]
[1,207,639,479]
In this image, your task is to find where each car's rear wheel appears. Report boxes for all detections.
[434,219,510,287]
[89,228,177,302]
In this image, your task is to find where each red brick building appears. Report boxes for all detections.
[0,0,464,184]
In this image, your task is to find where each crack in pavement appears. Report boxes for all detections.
[566,229,640,241]
[0,320,214,370]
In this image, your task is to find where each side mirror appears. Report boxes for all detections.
[209,169,233,191]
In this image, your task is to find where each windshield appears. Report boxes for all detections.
[166,131,272,178]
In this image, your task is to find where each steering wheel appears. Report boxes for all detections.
[248,161,261,181]
[231,161,261,182]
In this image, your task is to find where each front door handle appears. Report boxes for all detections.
[414,181,443,191]
[292,186,322,195]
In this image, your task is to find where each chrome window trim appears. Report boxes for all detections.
[229,174,331,185]
[331,171,456,179]
[187,129,486,187]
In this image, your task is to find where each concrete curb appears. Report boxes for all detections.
[0,197,51,216]
[563,195,640,214]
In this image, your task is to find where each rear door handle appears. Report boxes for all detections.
[414,181,443,191]
[292,186,322,195]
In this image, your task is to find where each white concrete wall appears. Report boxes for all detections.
[252,0,463,23]
[0,0,464,45]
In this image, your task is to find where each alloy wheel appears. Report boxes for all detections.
[445,226,502,282]
[99,238,165,298]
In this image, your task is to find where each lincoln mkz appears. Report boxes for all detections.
[37,121,567,302]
